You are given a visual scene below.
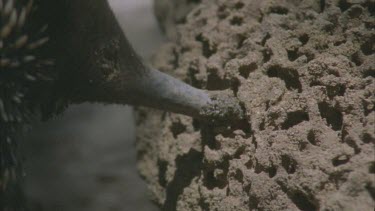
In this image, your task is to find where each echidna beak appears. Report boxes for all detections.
[126,67,212,119]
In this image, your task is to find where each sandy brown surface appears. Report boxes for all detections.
[137,0,375,210]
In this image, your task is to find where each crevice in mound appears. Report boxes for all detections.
[163,149,203,211]
[261,33,271,46]
[338,0,351,12]
[234,146,246,159]
[365,183,375,200]
[234,169,244,183]
[307,130,320,146]
[248,195,260,210]
[281,154,297,174]
[277,181,318,211]
[206,72,231,90]
[231,78,240,97]
[158,159,168,187]
[203,159,229,189]
[170,121,187,138]
[235,2,245,10]
[232,118,251,135]
[351,52,363,66]
[347,5,363,18]
[192,119,201,131]
[239,63,257,78]
[281,111,310,130]
[360,40,374,56]
[201,126,221,150]
[172,48,180,69]
[195,34,217,58]
[334,40,346,46]
[230,16,244,26]
[287,49,299,61]
[217,5,229,19]
[267,66,302,92]
[332,155,350,166]
[268,165,278,178]
[199,197,210,211]
[366,1,375,15]
[320,0,326,13]
[299,34,309,45]
[188,0,202,3]
[341,129,361,154]
[298,141,308,151]
[328,170,350,189]
[188,66,203,89]
[236,33,247,49]
[362,68,375,78]
[262,48,272,63]
[254,160,264,174]
[269,6,289,15]
[318,102,343,131]
[369,162,375,174]
[362,132,373,144]
[326,84,346,98]
[252,136,258,149]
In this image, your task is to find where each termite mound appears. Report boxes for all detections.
[137,0,375,210]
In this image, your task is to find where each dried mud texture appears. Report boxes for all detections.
[136,0,375,210]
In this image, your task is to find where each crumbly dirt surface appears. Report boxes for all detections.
[136,0,375,210]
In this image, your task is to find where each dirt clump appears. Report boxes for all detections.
[136,0,375,210]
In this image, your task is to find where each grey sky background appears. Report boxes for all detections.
[24,1,164,210]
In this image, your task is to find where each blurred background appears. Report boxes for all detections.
[23,0,164,210]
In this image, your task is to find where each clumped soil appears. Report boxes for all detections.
[136,0,375,210]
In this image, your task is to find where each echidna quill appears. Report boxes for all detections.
[0,0,244,209]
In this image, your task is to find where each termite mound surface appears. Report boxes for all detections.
[137,0,375,210]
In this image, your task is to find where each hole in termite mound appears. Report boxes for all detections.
[365,183,375,200]
[338,0,351,12]
[362,68,375,78]
[267,65,302,92]
[332,155,350,166]
[281,154,297,174]
[299,34,309,45]
[318,102,343,131]
[236,33,247,49]
[320,0,326,12]
[369,162,375,174]
[351,52,363,66]
[268,165,277,178]
[269,6,289,15]
[238,63,257,78]
[206,72,231,90]
[230,16,244,26]
[277,181,319,211]
[158,159,168,187]
[281,111,310,129]
[203,161,229,189]
[307,130,320,146]
[261,33,271,46]
[231,78,240,97]
[262,49,272,63]
[195,34,217,58]
[188,0,202,3]
[287,49,299,61]
[235,2,245,10]
[361,40,374,56]
[170,121,187,138]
